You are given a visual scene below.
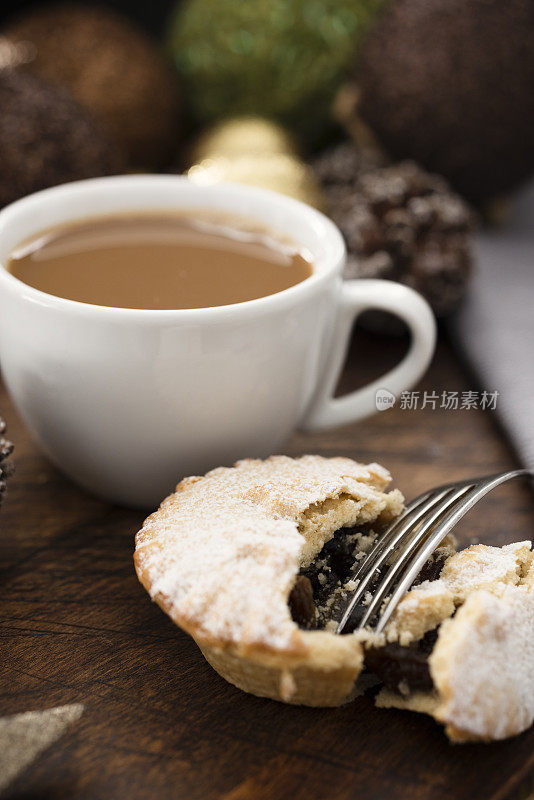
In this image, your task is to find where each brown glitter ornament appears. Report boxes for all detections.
[313,143,475,319]
[0,416,14,508]
[0,69,122,209]
[355,0,534,202]
[4,4,180,169]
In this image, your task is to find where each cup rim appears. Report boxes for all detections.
[0,174,346,320]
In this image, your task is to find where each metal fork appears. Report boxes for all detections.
[336,469,533,635]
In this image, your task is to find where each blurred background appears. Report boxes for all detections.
[0,0,533,466]
[0,0,175,34]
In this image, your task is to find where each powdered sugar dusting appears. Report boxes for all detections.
[383,539,534,739]
[135,455,401,652]
[440,541,532,601]
[431,585,534,740]
[388,579,455,645]
[387,541,532,645]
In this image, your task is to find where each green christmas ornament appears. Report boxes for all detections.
[168,0,386,147]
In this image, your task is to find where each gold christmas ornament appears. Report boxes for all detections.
[189,116,297,164]
[187,116,325,209]
[188,152,325,210]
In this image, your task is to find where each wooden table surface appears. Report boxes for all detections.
[1,330,533,800]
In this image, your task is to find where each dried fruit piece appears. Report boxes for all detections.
[365,629,438,693]
[288,575,316,628]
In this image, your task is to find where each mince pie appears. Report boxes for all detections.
[134,455,534,742]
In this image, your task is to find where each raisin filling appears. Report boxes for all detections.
[288,525,449,693]
[364,629,438,693]
[288,575,316,628]
[292,525,379,629]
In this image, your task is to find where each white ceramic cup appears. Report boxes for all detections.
[0,175,436,507]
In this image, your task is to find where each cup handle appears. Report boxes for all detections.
[301,279,437,430]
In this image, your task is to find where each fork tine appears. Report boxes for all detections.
[373,469,532,633]
[335,486,470,634]
[357,484,473,631]
[336,469,532,635]
[335,490,439,634]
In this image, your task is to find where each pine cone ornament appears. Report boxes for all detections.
[313,143,475,319]
[0,416,14,508]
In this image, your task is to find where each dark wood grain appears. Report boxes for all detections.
[1,330,533,800]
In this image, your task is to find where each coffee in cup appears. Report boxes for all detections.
[7,212,313,310]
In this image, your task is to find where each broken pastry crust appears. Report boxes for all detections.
[134,455,403,706]
[135,456,534,740]
[377,542,534,741]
